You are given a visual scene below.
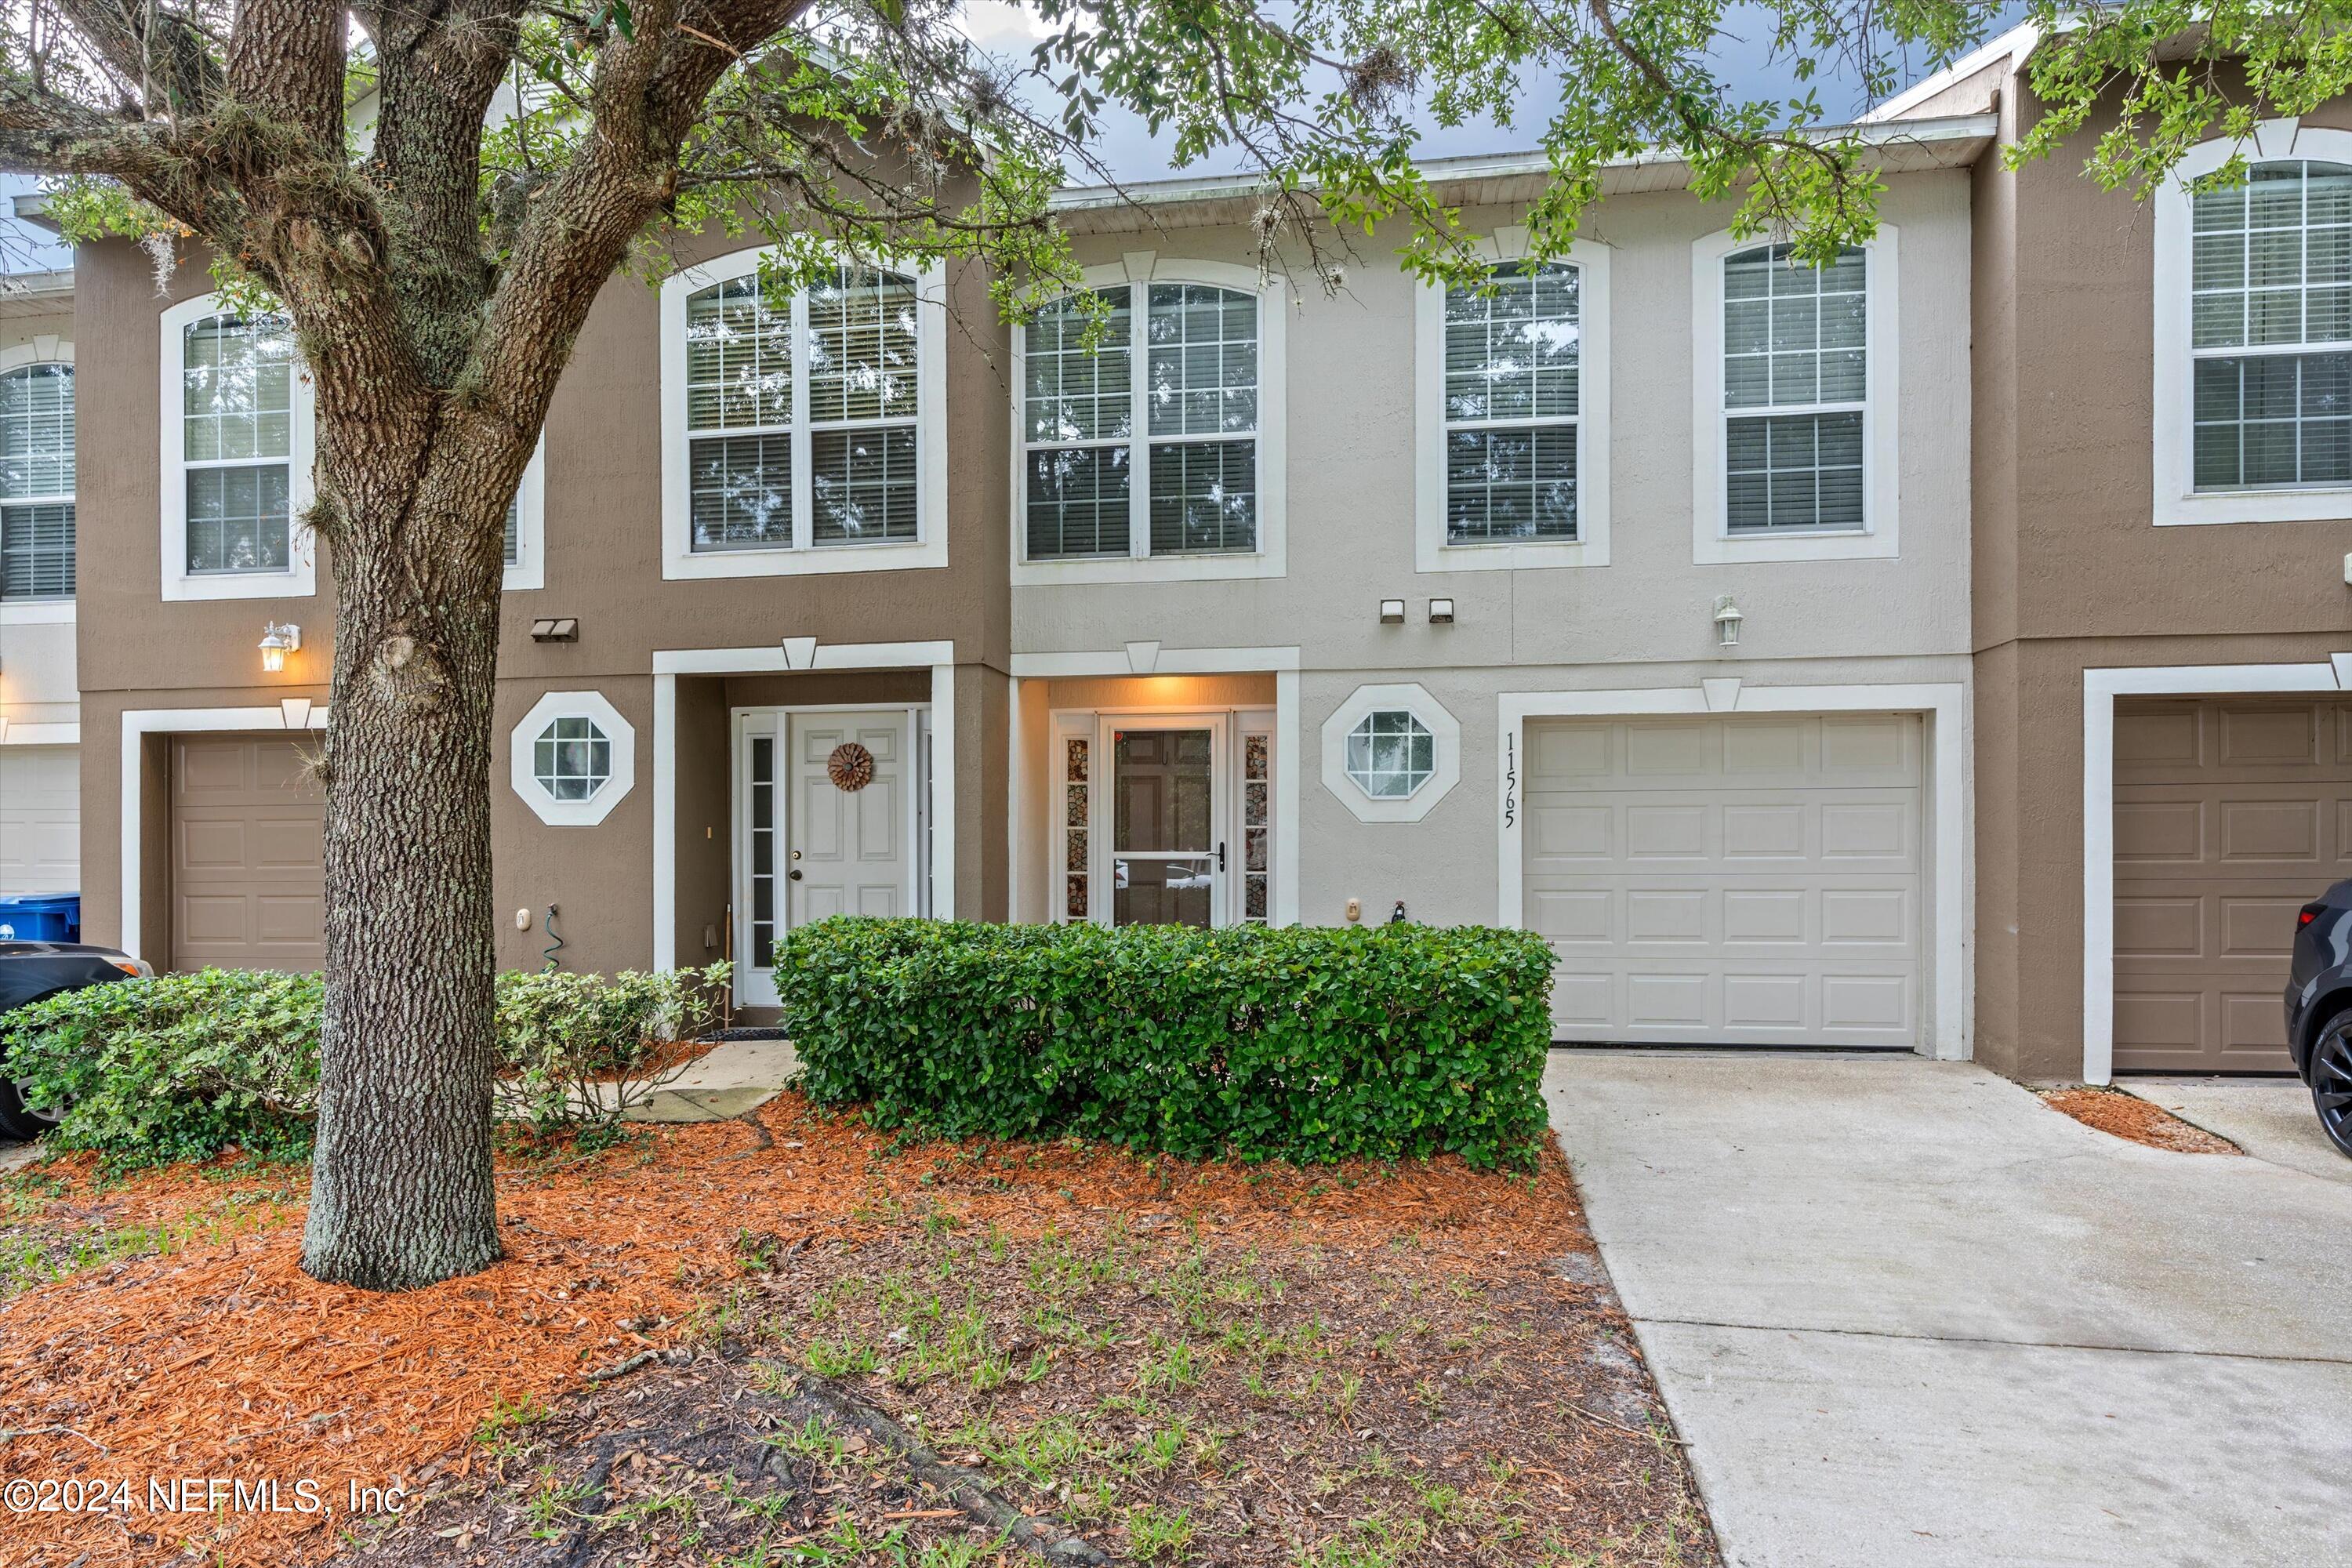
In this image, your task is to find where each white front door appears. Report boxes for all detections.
[734,709,912,1007]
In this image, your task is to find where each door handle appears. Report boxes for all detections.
[1217,840,1226,873]
[788,869,803,881]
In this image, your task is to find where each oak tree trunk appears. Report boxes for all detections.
[299,442,511,1290]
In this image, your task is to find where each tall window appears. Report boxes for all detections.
[181,314,296,574]
[683,264,917,553]
[2190,160,2352,491]
[1024,282,1259,561]
[1443,263,1579,543]
[1722,245,1867,533]
[0,361,72,602]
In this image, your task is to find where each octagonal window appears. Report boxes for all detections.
[534,716,612,802]
[1345,710,1434,799]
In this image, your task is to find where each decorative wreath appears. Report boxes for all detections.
[827,742,877,793]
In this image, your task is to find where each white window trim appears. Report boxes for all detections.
[504,438,546,592]
[658,246,948,579]
[1010,252,1289,586]
[1319,682,1461,824]
[158,292,318,602]
[510,689,636,826]
[0,337,74,626]
[1690,224,1900,564]
[2152,119,2352,525]
[1414,228,1612,572]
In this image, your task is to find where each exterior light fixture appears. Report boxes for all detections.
[259,622,301,673]
[279,697,314,731]
[1378,599,1406,624]
[1713,595,1744,648]
[1428,598,1455,625]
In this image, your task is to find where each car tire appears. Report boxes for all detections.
[0,1078,56,1143]
[2310,1008,2352,1161]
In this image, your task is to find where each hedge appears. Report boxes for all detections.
[0,964,731,1165]
[776,918,1556,1170]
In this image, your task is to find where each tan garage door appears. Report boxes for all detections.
[2112,698,2352,1073]
[172,735,325,971]
[0,746,78,896]
[1524,713,1924,1047]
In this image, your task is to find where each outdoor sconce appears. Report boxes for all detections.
[279,697,314,731]
[1378,599,1406,624]
[1713,595,1744,648]
[258,622,301,673]
[1428,598,1455,625]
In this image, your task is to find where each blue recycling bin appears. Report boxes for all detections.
[0,892,80,944]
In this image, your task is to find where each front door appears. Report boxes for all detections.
[1105,717,1226,927]
[735,709,910,1005]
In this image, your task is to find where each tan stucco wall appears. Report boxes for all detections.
[1973,80,2352,1080]
[71,230,1013,965]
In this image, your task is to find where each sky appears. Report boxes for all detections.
[0,2,2028,271]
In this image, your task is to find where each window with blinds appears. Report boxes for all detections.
[0,361,71,601]
[1722,245,1867,533]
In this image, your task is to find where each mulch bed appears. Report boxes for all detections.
[2038,1088,2241,1154]
[0,1101,1715,1568]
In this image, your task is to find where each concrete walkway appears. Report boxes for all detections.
[1544,1052,2352,1568]
[2120,1076,2352,1185]
[626,1036,797,1123]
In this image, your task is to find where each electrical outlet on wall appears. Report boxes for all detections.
[1345,897,1361,923]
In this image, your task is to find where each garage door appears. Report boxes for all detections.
[0,746,78,895]
[2111,698,2352,1073]
[172,735,325,971]
[1524,713,1924,1047]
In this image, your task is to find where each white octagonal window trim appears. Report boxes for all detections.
[1320,683,1460,823]
[511,690,636,826]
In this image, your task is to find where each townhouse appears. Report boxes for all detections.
[24,38,2352,1083]
[0,265,76,904]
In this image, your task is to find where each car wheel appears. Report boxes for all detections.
[0,1079,56,1144]
[2312,1010,2352,1160]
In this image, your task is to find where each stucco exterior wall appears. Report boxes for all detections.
[71,230,1012,965]
[1972,81,2352,1080]
[1016,168,1978,1005]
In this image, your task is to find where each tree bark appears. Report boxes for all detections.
[299,431,515,1290]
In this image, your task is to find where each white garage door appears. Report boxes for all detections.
[0,746,78,897]
[1524,713,1923,1047]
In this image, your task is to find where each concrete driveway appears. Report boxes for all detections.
[1544,1052,2352,1568]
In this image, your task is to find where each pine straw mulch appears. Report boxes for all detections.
[0,1100,1714,1568]
[0,1153,309,1302]
[2037,1088,2243,1155]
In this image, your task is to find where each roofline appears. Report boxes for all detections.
[1049,112,2000,212]
[0,266,73,297]
[1859,21,2042,123]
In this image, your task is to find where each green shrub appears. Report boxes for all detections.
[0,963,733,1164]
[775,919,1555,1170]
[0,968,321,1165]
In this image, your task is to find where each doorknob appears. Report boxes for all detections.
[788,869,804,880]
[1217,840,1227,873]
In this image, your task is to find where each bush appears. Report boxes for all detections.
[0,963,733,1164]
[776,919,1555,1170]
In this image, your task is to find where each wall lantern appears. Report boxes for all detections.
[1713,596,1744,648]
[259,622,302,673]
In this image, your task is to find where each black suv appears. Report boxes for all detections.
[2283,881,2352,1159]
[0,940,149,1141]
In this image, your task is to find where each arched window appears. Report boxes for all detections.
[1023,281,1261,561]
[1721,244,1867,533]
[0,361,72,603]
[2188,159,2352,491]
